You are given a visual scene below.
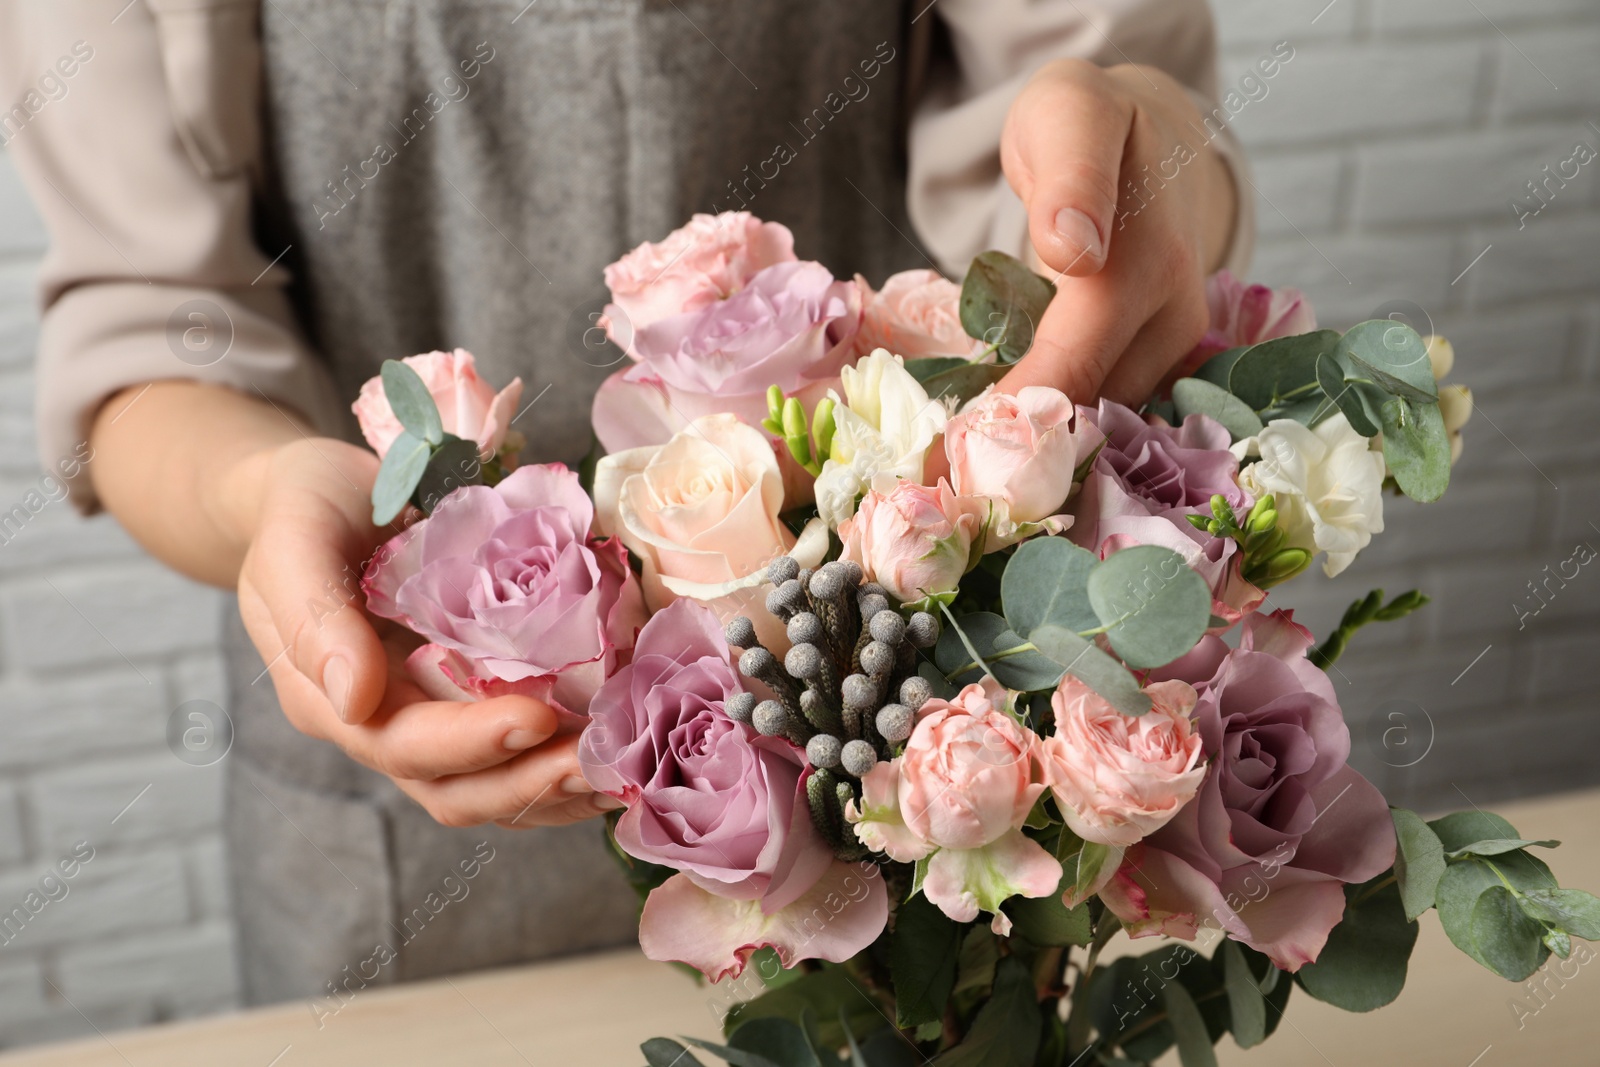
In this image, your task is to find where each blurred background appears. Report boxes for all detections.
[0,0,1595,1051]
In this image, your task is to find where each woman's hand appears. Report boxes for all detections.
[998,60,1238,405]
[91,382,613,828]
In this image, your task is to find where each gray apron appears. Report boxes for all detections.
[226,0,925,1005]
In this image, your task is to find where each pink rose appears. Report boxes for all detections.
[1041,676,1205,849]
[838,477,984,604]
[946,386,1079,546]
[847,681,1061,933]
[363,464,646,718]
[352,348,522,461]
[1185,270,1317,368]
[590,261,862,452]
[601,211,796,347]
[1100,611,1396,971]
[579,599,886,980]
[593,414,828,649]
[853,269,980,360]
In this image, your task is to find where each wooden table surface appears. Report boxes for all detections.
[6,789,1599,1067]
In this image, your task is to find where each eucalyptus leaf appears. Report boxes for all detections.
[1314,353,1382,437]
[1470,885,1548,982]
[1028,626,1152,715]
[1435,854,1555,976]
[723,967,882,1046]
[1004,892,1093,947]
[1518,888,1600,941]
[1446,838,1561,860]
[1391,808,1447,922]
[415,434,483,513]
[1429,811,1520,850]
[371,429,432,526]
[1162,980,1220,1067]
[1192,345,1249,388]
[1086,545,1211,669]
[933,612,1064,691]
[1220,940,1266,1048]
[644,1038,708,1067]
[1340,319,1439,400]
[1226,331,1340,412]
[686,1032,791,1067]
[906,358,1009,406]
[1296,872,1418,1011]
[891,893,962,1028]
[728,1017,825,1067]
[1170,377,1264,439]
[1380,395,1450,503]
[1001,536,1101,636]
[380,359,444,445]
[958,251,1056,365]
[1053,827,1118,908]
[934,957,1040,1066]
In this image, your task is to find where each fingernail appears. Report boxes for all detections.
[503,729,541,751]
[594,795,624,811]
[559,775,593,795]
[322,656,353,723]
[1053,207,1104,263]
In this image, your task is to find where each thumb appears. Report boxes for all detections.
[1003,61,1135,279]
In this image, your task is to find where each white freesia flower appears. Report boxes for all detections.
[814,349,948,528]
[1234,413,1386,578]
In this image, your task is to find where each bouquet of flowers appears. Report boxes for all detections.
[350,212,1592,1067]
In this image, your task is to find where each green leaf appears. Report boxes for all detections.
[644,1038,708,1067]
[1192,345,1249,389]
[904,358,1009,407]
[371,429,432,526]
[1003,892,1092,947]
[1297,872,1418,1012]
[933,612,1064,691]
[934,957,1040,1066]
[1429,811,1521,850]
[1470,885,1548,982]
[380,359,444,445]
[1162,980,1220,1067]
[1053,827,1118,907]
[1339,320,1439,402]
[414,434,483,513]
[1518,888,1600,941]
[1314,352,1382,437]
[1392,809,1448,922]
[891,893,963,1028]
[1170,377,1264,439]
[1001,536,1101,637]
[1446,838,1561,860]
[724,968,882,1047]
[1435,853,1556,976]
[1220,941,1266,1048]
[1086,545,1211,669]
[1226,331,1340,413]
[1028,626,1151,715]
[1380,396,1450,503]
[958,251,1057,365]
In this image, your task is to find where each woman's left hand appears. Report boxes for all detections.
[997,60,1238,406]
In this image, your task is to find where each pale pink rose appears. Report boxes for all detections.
[1185,270,1318,368]
[352,348,522,461]
[601,211,796,347]
[853,269,981,360]
[846,681,1061,933]
[1041,676,1205,849]
[593,414,827,649]
[947,386,1079,547]
[838,477,984,604]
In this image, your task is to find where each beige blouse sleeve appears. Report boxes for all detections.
[0,0,344,511]
[907,0,1256,280]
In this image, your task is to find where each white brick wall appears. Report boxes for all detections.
[0,0,1593,1049]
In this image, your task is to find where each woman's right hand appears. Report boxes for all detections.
[229,435,618,828]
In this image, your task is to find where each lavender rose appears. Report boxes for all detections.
[579,599,886,979]
[590,260,861,452]
[1070,400,1262,624]
[363,464,646,719]
[1100,611,1396,971]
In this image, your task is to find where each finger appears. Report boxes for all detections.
[401,733,589,828]
[1004,60,1135,278]
[998,272,1151,404]
[351,694,561,782]
[246,501,389,724]
[495,792,623,829]
[1098,290,1212,407]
